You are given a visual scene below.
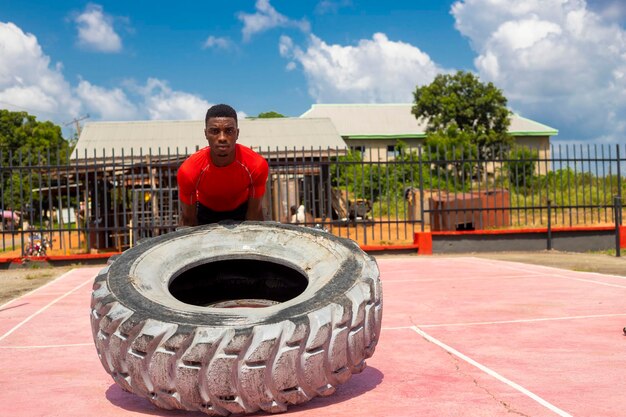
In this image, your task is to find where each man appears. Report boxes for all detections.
[177,104,269,225]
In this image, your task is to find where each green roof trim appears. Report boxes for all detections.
[509,130,558,137]
[301,105,559,137]
[512,114,559,136]
[346,131,558,140]
[344,134,426,140]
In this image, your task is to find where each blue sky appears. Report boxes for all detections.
[1,0,626,143]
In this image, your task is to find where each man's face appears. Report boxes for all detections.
[205,117,239,161]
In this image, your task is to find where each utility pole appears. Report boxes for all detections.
[64,114,90,137]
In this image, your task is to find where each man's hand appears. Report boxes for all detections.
[246,197,264,221]
[180,201,197,226]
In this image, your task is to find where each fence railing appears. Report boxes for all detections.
[1,143,624,257]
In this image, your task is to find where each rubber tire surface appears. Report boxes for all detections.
[91,222,382,415]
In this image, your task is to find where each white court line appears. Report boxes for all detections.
[383,273,544,283]
[382,326,414,330]
[467,257,626,282]
[0,342,92,349]
[561,276,626,289]
[423,257,626,289]
[0,276,94,343]
[384,274,626,288]
[489,262,626,289]
[411,326,574,417]
[417,312,626,328]
[0,268,78,311]
[382,312,626,330]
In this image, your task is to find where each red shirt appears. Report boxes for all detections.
[177,144,269,211]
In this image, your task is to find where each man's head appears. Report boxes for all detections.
[205,104,238,126]
[204,104,239,166]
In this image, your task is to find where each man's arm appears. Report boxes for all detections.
[180,201,197,226]
[245,197,264,221]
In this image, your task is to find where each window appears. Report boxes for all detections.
[350,146,365,157]
[387,145,398,159]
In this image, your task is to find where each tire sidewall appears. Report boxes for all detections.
[103,222,377,328]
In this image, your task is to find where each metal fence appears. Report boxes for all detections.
[1,143,624,257]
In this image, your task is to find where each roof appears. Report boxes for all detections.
[72,117,347,158]
[300,103,558,138]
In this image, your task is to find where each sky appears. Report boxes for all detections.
[1,0,626,143]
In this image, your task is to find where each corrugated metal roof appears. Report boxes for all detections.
[72,117,347,158]
[300,103,558,138]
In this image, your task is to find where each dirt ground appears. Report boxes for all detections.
[1,250,625,307]
[0,265,77,305]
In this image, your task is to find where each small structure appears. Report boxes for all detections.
[429,190,511,231]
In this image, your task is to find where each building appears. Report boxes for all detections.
[73,117,346,159]
[301,103,558,163]
[70,117,347,246]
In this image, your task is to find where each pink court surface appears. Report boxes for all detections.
[0,257,625,417]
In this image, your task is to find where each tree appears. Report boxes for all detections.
[424,126,478,189]
[0,110,71,214]
[331,149,383,200]
[257,111,285,118]
[412,71,512,158]
[504,147,539,193]
[0,110,70,164]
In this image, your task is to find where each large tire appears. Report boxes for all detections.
[90,222,382,415]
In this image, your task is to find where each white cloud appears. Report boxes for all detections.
[280,33,447,103]
[75,80,138,120]
[78,78,212,121]
[237,0,310,41]
[0,22,80,121]
[315,0,353,14]
[0,20,217,130]
[137,79,211,120]
[452,0,626,142]
[74,4,122,53]
[203,36,232,50]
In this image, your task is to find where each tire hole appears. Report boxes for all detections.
[161,346,177,354]
[182,360,202,368]
[245,360,266,368]
[305,346,324,355]
[218,395,236,402]
[169,259,308,308]
[130,348,146,358]
[333,367,347,374]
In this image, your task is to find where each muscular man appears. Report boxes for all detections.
[177,104,269,226]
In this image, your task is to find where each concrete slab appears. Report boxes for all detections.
[0,259,624,416]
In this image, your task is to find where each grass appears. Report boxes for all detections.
[25,271,54,280]
[586,248,618,257]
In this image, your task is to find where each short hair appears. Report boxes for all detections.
[205,104,238,125]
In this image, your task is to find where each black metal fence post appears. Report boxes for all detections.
[615,196,622,258]
[418,145,425,232]
[547,199,552,251]
[617,144,623,258]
